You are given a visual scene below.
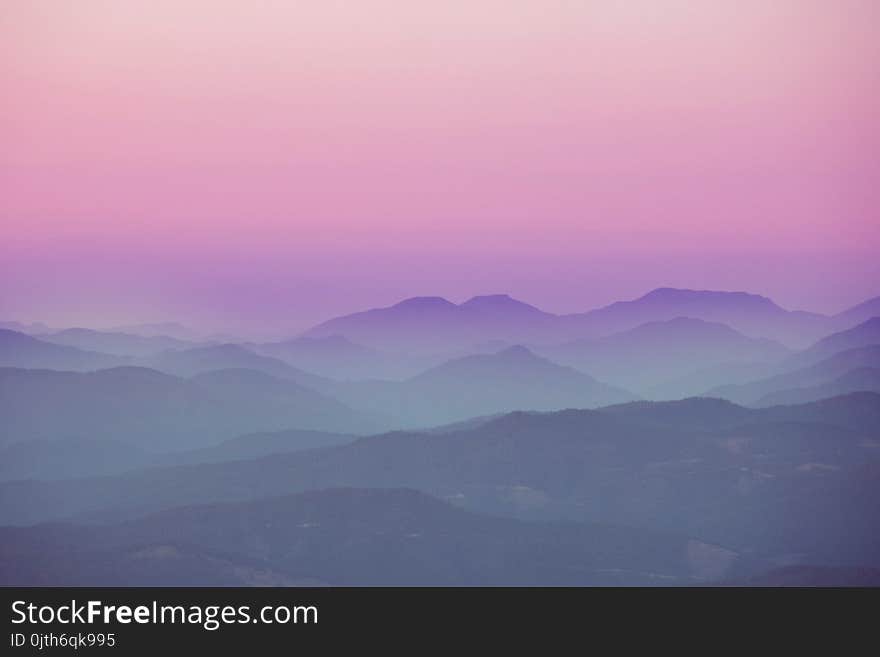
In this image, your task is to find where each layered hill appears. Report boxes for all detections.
[782,317,880,369]
[0,428,357,482]
[709,345,880,405]
[0,329,124,371]
[43,327,197,357]
[0,366,385,450]
[330,345,636,426]
[2,394,876,567]
[754,368,880,407]
[560,288,830,347]
[0,488,738,586]
[541,317,790,393]
[142,343,327,388]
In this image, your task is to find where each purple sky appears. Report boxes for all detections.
[2,1,878,337]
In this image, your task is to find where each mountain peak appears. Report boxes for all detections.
[626,316,739,334]
[639,288,775,306]
[391,296,456,310]
[462,294,514,305]
[460,294,546,314]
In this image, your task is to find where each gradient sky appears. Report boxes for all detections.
[2,1,878,337]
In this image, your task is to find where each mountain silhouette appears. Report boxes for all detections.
[755,391,880,430]
[0,321,53,334]
[646,361,780,401]
[0,366,386,451]
[108,322,203,340]
[542,317,790,393]
[562,288,830,347]
[0,488,738,586]
[459,294,550,317]
[143,343,327,388]
[2,394,876,569]
[329,345,635,426]
[784,317,880,369]
[304,294,557,352]
[409,344,634,406]
[833,296,880,328]
[753,367,880,407]
[709,345,880,405]
[0,437,147,482]
[44,327,197,357]
[598,396,753,429]
[303,288,838,353]
[0,428,358,482]
[0,329,125,371]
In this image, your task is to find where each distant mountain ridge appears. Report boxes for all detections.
[0,321,53,335]
[782,317,880,369]
[540,316,791,394]
[0,366,387,450]
[5,288,876,354]
[0,428,358,482]
[753,367,880,407]
[303,288,877,351]
[0,329,125,371]
[142,343,328,388]
[44,327,198,357]
[560,288,827,346]
[304,293,557,352]
[832,296,880,327]
[709,345,880,405]
[107,322,204,340]
[328,345,636,426]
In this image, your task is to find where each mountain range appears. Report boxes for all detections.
[326,345,636,427]
[304,288,877,352]
[7,289,877,360]
[539,316,791,393]
[781,317,880,369]
[142,343,327,388]
[2,287,879,587]
[0,428,358,482]
[2,393,876,571]
[753,367,880,407]
[709,345,880,405]
[0,328,125,371]
[42,327,199,357]
[0,488,746,586]
[304,294,557,353]
[0,366,385,450]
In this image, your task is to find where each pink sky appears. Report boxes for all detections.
[2,1,878,336]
